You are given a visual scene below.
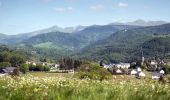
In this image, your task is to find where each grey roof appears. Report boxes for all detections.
[152,72,161,76]
[2,67,16,73]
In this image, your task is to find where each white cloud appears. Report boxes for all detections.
[118,2,128,7]
[90,4,105,11]
[54,7,73,12]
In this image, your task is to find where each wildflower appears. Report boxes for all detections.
[151,84,155,90]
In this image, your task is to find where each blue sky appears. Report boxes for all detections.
[0,0,170,35]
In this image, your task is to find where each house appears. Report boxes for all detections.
[116,69,123,74]
[103,64,110,69]
[32,62,36,66]
[137,67,142,72]
[42,63,45,66]
[150,60,158,65]
[115,63,130,69]
[50,64,60,71]
[130,70,137,75]
[1,67,16,74]
[139,72,146,77]
[55,64,59,68]
[160,70,165,75]
[26,61,31,64]
[152,72,160,80]
[130,68,145,77]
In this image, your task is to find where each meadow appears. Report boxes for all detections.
[0,72,170,100]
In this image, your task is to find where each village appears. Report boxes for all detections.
[101,56,170,80]
[1,55,170,81]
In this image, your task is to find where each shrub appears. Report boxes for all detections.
[20,64,29,74]
[28,64,50,71]
[36,65,44,71]
[160,64,170,74]
[43,65,50,71]
[29,64,36,71]
[77,62,112,81]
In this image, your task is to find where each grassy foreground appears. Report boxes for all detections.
[0,73,170,100]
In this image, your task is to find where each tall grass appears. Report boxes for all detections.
[0,74,170,100]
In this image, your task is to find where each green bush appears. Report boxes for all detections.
[36,65,44,71]
[77,62,112,81]
[161,64,170,74]
[20,64,29,74]
[43,65,50,71]
[28,64,50,71]
[29,64,36,71]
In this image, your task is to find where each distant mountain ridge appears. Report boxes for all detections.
[0,33,7,39]
[110,19,168,26]
[0,25,87,44]
[0,20,170,63]
[78,23,170,62]
[19,24,140,51]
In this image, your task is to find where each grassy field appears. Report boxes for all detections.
[0,72,170,100]
[30,72,74,78]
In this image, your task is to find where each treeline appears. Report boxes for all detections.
[0,45,27,68]
[28,64,50,72]
[15,45,72,61]
[0,45,30,75]
[59,58,83,70]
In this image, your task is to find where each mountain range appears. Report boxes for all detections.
[110,19,168,26]
[78,23,170,62]
[0,25,87,44]
[0,20,170,62]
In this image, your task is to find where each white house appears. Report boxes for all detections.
[116,63,130,69]
[151,60,158,65]
[26,61,31,64]
[139,72,146,77]
[116,69,123,74]
[137,67,142,72]
[42,63,45,66]
[160,70,165,75]
[50,64,60,71]
[55,64,59,68]
[131,70,137,75]
[32,62,36,66]
[103,64,110,69]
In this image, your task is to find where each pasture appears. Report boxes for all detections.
[0,72,170,100]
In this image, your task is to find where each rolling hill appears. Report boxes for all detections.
[21,31,84,51]
[19,24,140,50]
[78,24,170,63]
[72,25,140,45]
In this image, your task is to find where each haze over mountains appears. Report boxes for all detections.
[0,20,170,62]
[110,19,168,26]
[0,25,87,44]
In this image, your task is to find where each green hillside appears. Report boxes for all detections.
[77,24,170,63]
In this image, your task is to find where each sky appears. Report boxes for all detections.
[0,0,170,35]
